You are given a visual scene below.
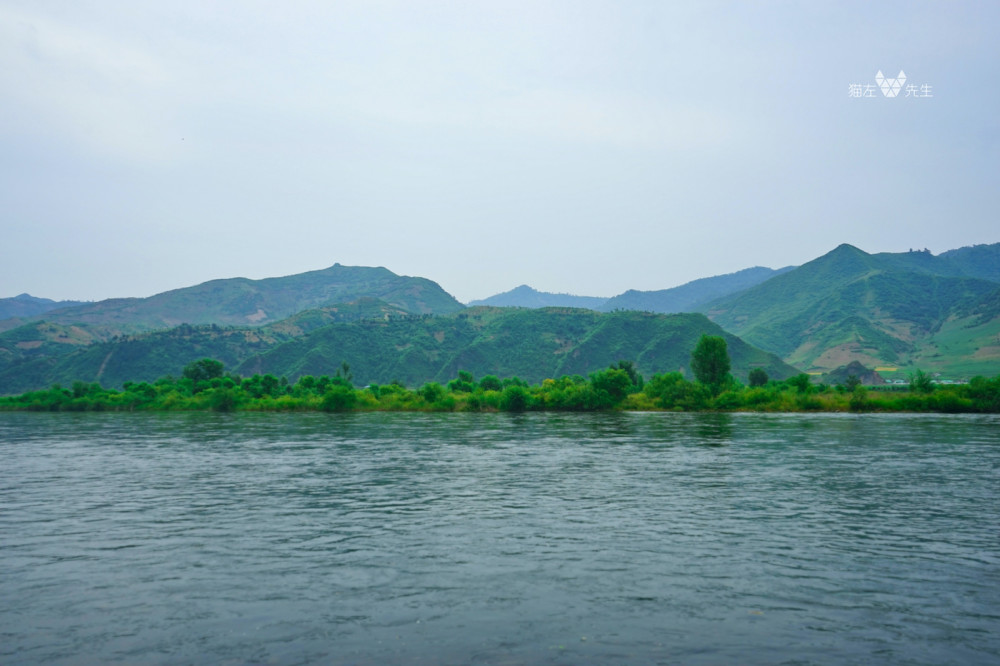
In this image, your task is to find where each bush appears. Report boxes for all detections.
[500,385,529,412]
[321,385,357,412]
[479,375,502,392]
[209,387,239,412]
[713,390,744,410]
[848,386,871,412]
[419,382,446,404]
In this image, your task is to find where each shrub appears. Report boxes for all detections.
[500,385,529,412]
[321,386,357,412]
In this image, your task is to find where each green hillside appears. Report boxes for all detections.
[0,307,797,393]
[702,244,1000,377]
[0,298,418,394]
[24,264,463,333]
[235,307,798,387]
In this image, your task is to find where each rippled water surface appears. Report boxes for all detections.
[2,412,999,664]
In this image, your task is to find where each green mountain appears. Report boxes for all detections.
[0,297,417,395]
[701,243,1000,377]
[598,266,794,313]
[235,307,798,387]
[0,307,797,393]
[20,264,463,333]
[468,285,608,309]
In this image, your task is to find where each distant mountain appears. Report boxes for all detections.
[598,266,794,314]
[19,264,463,333]
[0,306,798,393]
[866,244,1000,283]
[701,243,1000,377]
[0,294,86,324]
[469,267,794,313]
[935,243,1000,282]
[468,285,608,309]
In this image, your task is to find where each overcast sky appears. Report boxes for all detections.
[2,1,997,304]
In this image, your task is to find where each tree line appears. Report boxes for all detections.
[1,335,998,413]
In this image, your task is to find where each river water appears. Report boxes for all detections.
[1,412,998,665]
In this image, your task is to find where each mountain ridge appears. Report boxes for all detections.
[700,243,1000,376]
[4,264,464,333]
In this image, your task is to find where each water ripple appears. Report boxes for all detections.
[1,412,999,665]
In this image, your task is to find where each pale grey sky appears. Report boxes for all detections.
[2,1,997,304]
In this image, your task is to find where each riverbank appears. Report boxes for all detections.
[2,370,998,414]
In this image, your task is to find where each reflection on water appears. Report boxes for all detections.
[1,412,999,665]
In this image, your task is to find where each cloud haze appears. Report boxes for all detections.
[1,1,997,303]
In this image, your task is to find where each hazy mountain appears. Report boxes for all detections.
[20,264,463,333]
[469,267,795,313]
[701,243,1000,377]
[0,294,86,325]
[936,243,1000,282]
[468,285,608,309]
[598,266,794,313]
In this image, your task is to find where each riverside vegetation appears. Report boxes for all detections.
[3,336,998,414]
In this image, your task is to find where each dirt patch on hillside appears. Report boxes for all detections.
[973,345,1000,360]
[809,344,885,372]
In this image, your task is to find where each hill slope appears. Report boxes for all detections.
[23,264,463,333]
[235,307,798,387]
[0,298,416,395]
[701,244,1000,377]
[0,307,798,393]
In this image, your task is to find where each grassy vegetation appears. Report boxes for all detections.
[3,356,998,414]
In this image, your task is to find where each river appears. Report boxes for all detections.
[2,412,998,664]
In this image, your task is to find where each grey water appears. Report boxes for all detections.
[1,412,998,665]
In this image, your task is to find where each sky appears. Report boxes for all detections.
[1,1,998,304]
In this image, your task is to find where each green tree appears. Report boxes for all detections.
[748,368,768,387]
[500,385,529,411]
[183,358,224,383]
[691,335,731,395]
[335,361,353,386]
[447,370,475,393]
[589,368,633,404]
[786,373,812,394]
[610,360,644,391]
[909,368,935,394]
[419,382,446,404]
[321,385,357,412]
[479,375,502,392]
